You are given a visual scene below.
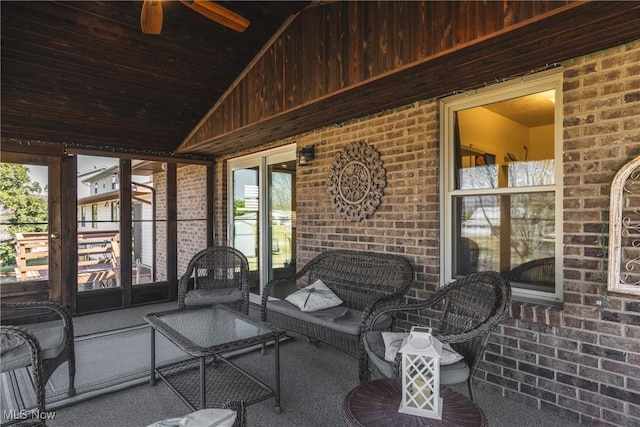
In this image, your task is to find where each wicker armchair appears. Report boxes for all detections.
[1,301,76,425]
[261,249,414,382]
[178,247,250,314]
[362,272,511,401]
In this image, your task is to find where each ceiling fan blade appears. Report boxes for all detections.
[141,0,163,35]
[180,1,250,32]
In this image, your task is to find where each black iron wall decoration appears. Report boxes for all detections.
[328,141,386,221]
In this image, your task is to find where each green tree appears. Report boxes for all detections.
[0,163,48,267]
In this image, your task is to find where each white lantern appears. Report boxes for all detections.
[398,326,443,419]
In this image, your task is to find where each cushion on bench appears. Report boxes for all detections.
[363,330,470,384]
[184,288,242,306]
[266,300,392,336]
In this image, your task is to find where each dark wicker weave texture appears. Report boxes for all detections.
[158,357,269,411]
[221,400,247,427]
[342,378,488,427]
[177,246,250,314]
[1,302,76,426]
[260,249,414,382]
[363,272,512,401]
[507,257,555,287]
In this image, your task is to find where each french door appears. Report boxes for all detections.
[1,145,213,314]
[73,155,181,313]
[228,145,296,298]
[0,150,64,304]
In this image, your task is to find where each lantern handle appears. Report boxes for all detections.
[407,326,434,350]
[411,326,432,334]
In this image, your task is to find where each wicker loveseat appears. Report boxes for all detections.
[260,249,414,382]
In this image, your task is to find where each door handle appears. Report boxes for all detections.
[50,232,60,240]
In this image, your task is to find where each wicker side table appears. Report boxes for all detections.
[342,378,488,427]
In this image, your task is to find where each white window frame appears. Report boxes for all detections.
[440,69,564,304]
[227,144,296,303]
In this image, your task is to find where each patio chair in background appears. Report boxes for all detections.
[506,257,555,289]
[362,271,512,401]
[457,237,479,274]
[1,301,76,424]
[178,246,250,314]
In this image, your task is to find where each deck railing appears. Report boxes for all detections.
[14,231,120,285]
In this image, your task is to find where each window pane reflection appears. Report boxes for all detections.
[454,192,555,292]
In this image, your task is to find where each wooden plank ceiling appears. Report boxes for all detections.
[179,0,640,156]
[2,1,640,159]
[0,1,308,157]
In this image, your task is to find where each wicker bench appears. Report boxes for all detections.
[260,249,414,382]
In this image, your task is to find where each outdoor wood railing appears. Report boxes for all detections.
[14,231,120,284]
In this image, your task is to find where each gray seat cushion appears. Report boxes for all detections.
[184,288,242,306]
[267,300,392,336]
[363,330,470,384]
[1,321,67,372]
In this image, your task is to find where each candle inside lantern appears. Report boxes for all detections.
[412,377,431,407]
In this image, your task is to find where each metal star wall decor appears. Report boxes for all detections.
[328,141,386,222]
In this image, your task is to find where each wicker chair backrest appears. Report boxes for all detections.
[507,257,555,285]
[433,272,512,377]
[188,247,249,291]
[303,250,414,311]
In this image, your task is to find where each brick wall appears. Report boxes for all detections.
[176,164,208,273]
[215,41,640,425]
[154,171,167,281]
[293,102,441,291]
[154,164,209,280]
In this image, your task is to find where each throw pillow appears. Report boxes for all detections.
[285,279,343,312]
[441,342,465,365]
[381,331,464,365]
[381,332,409,362]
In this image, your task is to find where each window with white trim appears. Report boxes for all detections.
[440,70,563,303]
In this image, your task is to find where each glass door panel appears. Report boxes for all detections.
[76,155,120,292]
[232,167,260,293]
[268,161,296,298]
[131,160,165,286]
[228,145,296,298]
[0,162,49,283]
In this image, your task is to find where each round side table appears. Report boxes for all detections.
[342,378,488,427]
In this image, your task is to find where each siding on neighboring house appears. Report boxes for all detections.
[208,41,640,426]
[77,202,117,233]
[138,202,153,267]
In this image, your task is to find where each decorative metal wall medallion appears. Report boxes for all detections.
[608,154,640,296]
[328,141,386,221]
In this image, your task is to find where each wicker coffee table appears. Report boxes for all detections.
[145,305,286,412]
[342,378,488,427]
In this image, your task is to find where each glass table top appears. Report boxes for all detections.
[145,305,282,352]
